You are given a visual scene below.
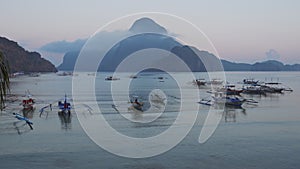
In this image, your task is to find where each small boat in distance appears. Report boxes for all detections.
[57,71,73,76]
[29,72,40,77]
[193,79,206,87]
[207,79,224,85]
[129,74,138,79]
[210,84,244,96]
[105,76,120,81]
[10,71,25,78]
[243,78,260,85]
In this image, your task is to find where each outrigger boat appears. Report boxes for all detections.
[199,91,257,108]
[261,82,293,93]
[208,84,243,96]
[40,94,93,118]
[218,84,243,95]
[199,92,245,108]
[58,94,71,115]
[21,91,35,110]
[243,81,293,95]
[193,79,206,87]
[242,85,266,95]
[130,96,143,111]
[207,79,224,85]
[212,92,246,107]
[57,71,73,76]
[242,78,260,85]
[131,102,143,111]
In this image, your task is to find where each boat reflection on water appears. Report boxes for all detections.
[243,91,287,103]
[223,107,246,123]
[13,109,35,134]
[22,108,34,119]
[0,108,35,135]
[129,109,143,122]
[13,120,32,135]
[211,104,247,123]
[58,112,72,130]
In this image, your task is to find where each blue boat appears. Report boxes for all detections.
[58,94,71,115]
[212,94,246,107]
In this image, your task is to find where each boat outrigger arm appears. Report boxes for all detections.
[13,113,33,130]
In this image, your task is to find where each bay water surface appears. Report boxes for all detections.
[0,71,299,169]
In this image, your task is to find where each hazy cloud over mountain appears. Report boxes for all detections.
[39,17,176,66]
[40,39,87,53]
[265,49,281,60]
[41,17,172,55]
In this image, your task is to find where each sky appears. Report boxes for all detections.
[0,0,299,65]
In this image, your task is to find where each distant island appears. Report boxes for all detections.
[221,60,300,71]
[0,37,57,73]
[56,17,300,72]
[57,47,300,72]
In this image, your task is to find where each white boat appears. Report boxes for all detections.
[207,79,224,85]
[216,84,244,95]
[243,78,260,85]
[261,82,292,93]
[193,79,206,86]
[242,85,266,95]
[199,92,257,108]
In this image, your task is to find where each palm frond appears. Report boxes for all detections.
[0,51,10,110]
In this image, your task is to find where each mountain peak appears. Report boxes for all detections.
[129,17,167,34]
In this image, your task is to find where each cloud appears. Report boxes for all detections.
[39,17,179,55]
[265,49,281,60]
[40,39,87,53]
[39,17,181,67]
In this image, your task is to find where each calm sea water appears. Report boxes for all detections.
[0,71,299,169]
